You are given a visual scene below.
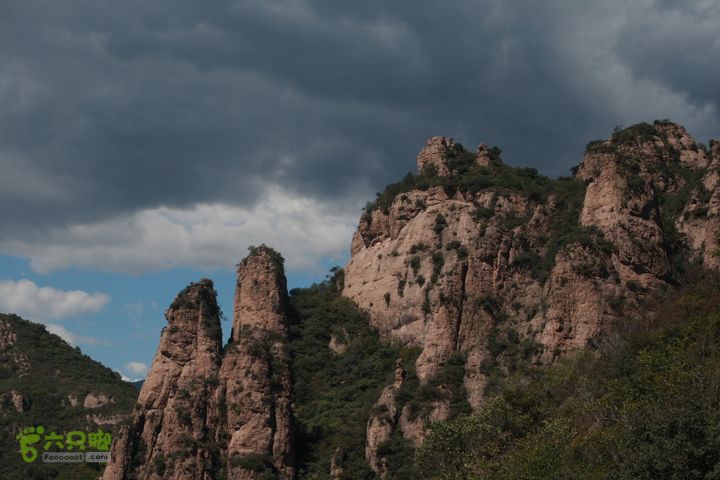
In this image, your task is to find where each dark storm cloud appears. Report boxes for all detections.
[613,0,720,109]
[1,0,718,241]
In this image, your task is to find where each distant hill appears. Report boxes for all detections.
[0,313,138,479]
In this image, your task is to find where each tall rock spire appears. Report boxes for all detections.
[215,245,294,479]
[104,278,224,480]
[232,245,289,339]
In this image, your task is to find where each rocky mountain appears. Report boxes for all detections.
[343,120,720,475]
[104,246,293,480]
[0,314,138,479]
[37,119,718,479]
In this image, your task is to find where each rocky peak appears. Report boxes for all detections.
[579,121,709,183]
[576,121,719,280]
[232,245,289,342]
[475,143,499,167]
[104,279,223,480]
[416,136,460,176]
[159,278,223,362]
[217,245,295,480]
[416,136,499,177]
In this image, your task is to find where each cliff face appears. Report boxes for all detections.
[104,247,294,480]
[344,121,719,423]
[212,247,294,480]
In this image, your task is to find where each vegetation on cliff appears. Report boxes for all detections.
[363,148,575,217]
[288,269,475,479]
[416,268,720,479]
[286,268,720,480]
[288,276,402,479]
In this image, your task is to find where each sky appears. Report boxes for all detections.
[1,0,719,380]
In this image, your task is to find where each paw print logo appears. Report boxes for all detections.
[16,426,44,463]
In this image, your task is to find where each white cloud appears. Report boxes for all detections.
[0,186,358,274]
[0,279,110,320]
[45,323,107,347]
[124,361,149,377]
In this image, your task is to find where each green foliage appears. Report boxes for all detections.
[416,397,534,479]
[611,122,659,145]
[584,139,609,153]
[329,266,345,291]
[409,256,422,275]
[608,293,626,310]
[288,282,414,479]
[476,295,507,322]
[416,277,720,479]
[422,288,431,315]
[364,173,423,216]
[244,244,285,271]
[375,430,418,479]
[363,145,580,218]
[445,240,462,251]
[0,314,138,479]
[434,213,448,235]
[430,251,444,285]
[397,278,407,297]
[654,161,708,275]
[626,174,646,194]
[395,352,471,428]
[232,453,276,476]
[472,206,495,221]
[532,178,598,283]
[496,177,598,284]
[409,242,429,254]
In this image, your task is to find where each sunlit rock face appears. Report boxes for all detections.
[344,122,720,411]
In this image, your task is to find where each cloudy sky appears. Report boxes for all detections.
[1,0,718,379]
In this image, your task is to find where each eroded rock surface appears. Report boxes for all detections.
[105,247,294,480]
[104,278,224,480]
[212,247,294,480]
[344,122,720,419]
[84,392,112,409]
